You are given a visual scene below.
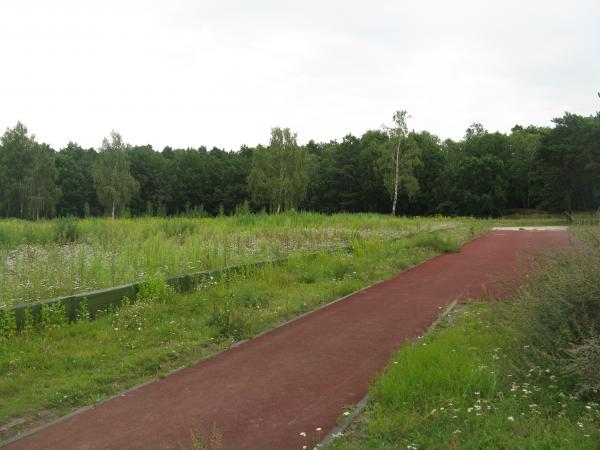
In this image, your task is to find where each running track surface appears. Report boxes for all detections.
[3,229,571,450]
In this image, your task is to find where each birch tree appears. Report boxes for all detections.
[248,127,309,213]
[92,131,139,219]
[379,110,422,216]
[0,123,60,219]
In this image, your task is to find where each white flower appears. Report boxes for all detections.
[507,416,514,422]
[343,411,350,416]
[315,427,322,431]
[299,431,306,437]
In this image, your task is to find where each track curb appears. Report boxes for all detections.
[317,298,461,448]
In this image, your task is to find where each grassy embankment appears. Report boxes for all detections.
[0,215,487,442]
[326,225,600,450]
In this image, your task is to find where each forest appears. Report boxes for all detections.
[0,111,598,219]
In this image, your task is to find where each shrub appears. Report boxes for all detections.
[234,200,251,216]
[159,220,197,238]
[137,275,173,304]
[508,226,600,397]
[415,232,460,253]
[0,307,16,337]
[206,292,253,341]
[39,302,68,329]
[112,297,148,332]
[53,217,80,244]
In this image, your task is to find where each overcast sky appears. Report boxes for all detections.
[0,0,598,151]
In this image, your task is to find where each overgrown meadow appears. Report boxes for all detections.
[0,213,465,308]
[0,213,488,442]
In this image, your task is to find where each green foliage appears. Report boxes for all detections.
[0,122,60,219]
[326,303,600,450]
[39,302,68,329]
[1,214,474,305]
[76,298,90,322]
[248,127,309,213]
[379,110,423,215]
[137,275,173,304]
[234,200,250,216]
[207,293,253,341]
[415,232,460,253]
[53,217,80,243]
[112,297,148,332]
[1,112,599,219]
[159,220,197,238]
[505,226,600,396]
[533,113,600,212]
[0,307,17,337]
[91,131,139,219]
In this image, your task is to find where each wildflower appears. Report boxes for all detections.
[299,432,306,437]
[315,427,322,431]
[342,411,350,416]
[507,416,514,422]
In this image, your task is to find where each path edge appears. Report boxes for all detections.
[317,298,461,448]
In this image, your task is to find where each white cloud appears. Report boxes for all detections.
[0,0,598,150]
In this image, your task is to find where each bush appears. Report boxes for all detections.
[137,275,173,304]
[234,200,251,216]
[206,292,253,341]
[53,217,81,244]
[159,220,197,238]
[112,297,149,332]
[0,307,16,337]
[39,302,68,329]
[508,226,600,397]
[415,232,460,253]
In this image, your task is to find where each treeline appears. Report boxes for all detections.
[0,111,598,219]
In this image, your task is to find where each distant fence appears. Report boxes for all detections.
[4,224,455,330]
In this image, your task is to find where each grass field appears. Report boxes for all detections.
[325,226,600,450]
[0,215,490,442]
[0,213,479,307]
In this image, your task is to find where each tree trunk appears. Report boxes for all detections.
[277,153,285,214]
[391,139,401,216]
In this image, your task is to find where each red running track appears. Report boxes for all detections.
[3,229,571,450]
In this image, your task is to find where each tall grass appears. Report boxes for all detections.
[505,226,600,397]
[326,303,600,450]
[0,213,464,306]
